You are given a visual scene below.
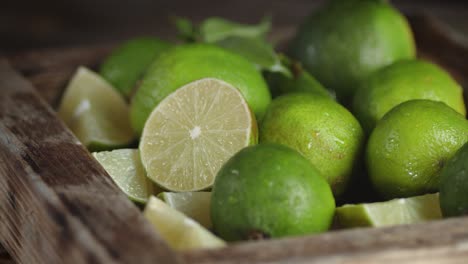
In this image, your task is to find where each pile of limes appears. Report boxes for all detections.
[57,0,468,248]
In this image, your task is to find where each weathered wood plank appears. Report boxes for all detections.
[0,59,181,264]
[182,217,468,263]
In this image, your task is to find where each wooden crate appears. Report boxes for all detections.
[1,14,468,264]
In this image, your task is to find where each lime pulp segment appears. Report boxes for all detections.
[144,196,225,251]
[93,149,159,203]
[335,193,442,228]
[158,192,212,229]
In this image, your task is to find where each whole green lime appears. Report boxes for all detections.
[100,37,172,97]
[211,143,335,241]
[259,93,364,197]
[367,100,468,199]
[289,0,415,101]
[130,43,271,135]
[439,142,468,217]
[353,59,466,133]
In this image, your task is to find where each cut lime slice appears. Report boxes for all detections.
[139,78,257,192]
[144,196,225,251]
[158,192,212,229]
[93,149,159,203]
[335,193,442,228]
[58,66,134,150]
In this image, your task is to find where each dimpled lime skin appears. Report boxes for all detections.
[211,144,335,241]
[130,44,271,135]
[100,37,172,97]
[353,59,466,133]
[367,100,468,199]
[289,0,415,101]
[259,93,364,197]
[439,142,468,217]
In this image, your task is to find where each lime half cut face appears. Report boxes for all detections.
[139,78,257,192]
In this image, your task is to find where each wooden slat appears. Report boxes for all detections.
[182,217,468,263]
[0,59,182,264]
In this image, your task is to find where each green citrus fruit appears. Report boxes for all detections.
[58,66,134,151]
[353,59,466,133]
[335,193,441,228]
[289,0,415,101]
[259,93,364,197]
[144,196,225,251]
[158,192,212,229]
[100,37,171,98]
[93,149,159,204]
[139,78,257,192]
[211,144,335,241]
[367,99,468,199]
[130,43,271,135]
[439,142,468,217]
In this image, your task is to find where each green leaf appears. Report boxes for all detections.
[215,36,291,77]
[200,16,271,43]
[172,16,198,42]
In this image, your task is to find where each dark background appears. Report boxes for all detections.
[2,0,468,52]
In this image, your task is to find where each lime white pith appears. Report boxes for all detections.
[58,66,134,149]
[144,196,225,251]
[139,78,255,192]
[93,149,158,203]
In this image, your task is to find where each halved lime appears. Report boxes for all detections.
[93,149,159,203]
[58,66,134,150]
[158,192,212,229]
[139,78,257,192]
[144,196,225,251]
[335,193,442,228]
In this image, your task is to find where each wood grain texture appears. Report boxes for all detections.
[0,59,181,264]
[182,217,468,263]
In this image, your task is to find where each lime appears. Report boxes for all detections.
[139,78,257,192]
[353,59,466,133]
[335,193,441,228]
[100,37,171,98]
[93,149,159,204]
[439,142,468,217]
[58,66,134,150]
[130,43,270,135]
[158,192,212,229]
[211,144,335,241]
[259,93,364,197]
[289,0,415,101]
[144,196,225,251]
[367,100,468,199]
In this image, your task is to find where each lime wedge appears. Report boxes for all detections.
[144,196,225,251]
[158,192,212,229]
[139,78,257,192]
[58,66,134,150]
[93,149,159,203]
[335,193,442,228]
